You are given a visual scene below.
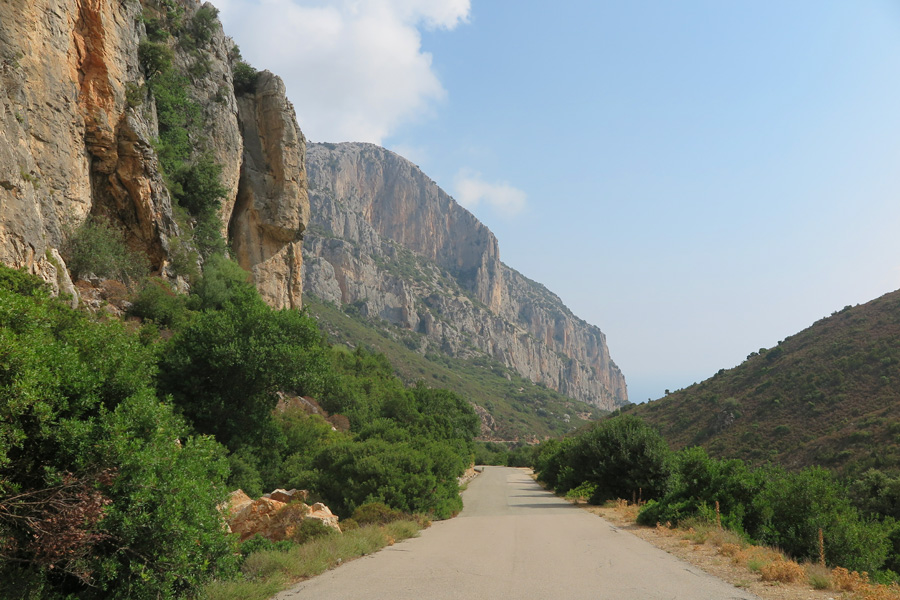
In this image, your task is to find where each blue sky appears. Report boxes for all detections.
[217,1,900,404]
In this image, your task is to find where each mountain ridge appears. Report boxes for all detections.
[302,141,628,411]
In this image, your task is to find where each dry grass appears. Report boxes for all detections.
[582,496,900,600]
[804,563,831,590]
[759,559,805,583]
[829,567,900,600]
[205,520,423,600]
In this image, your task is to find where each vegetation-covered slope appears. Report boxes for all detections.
[0,262,479,599]
[304,294,606,442]
[625,290,900,474]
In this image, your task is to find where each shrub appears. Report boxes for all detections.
[124,81,145,108]
[806,563,832,589]
[150,70,202,176]
[167,229,201,281]
[233,60,260,94]
[0,265,47,296]
[312,437,464,519]
[562,415,672,503]
[753,466,890,573]
[565,481,598,502]
[760,559,805,583]
[292,518,336,544]
[186,5,219,47]
[172,154,227,217]
[239,535,294,560]
[352,502,405,525]
[0,282,234,598]
[61,216,149,284]
[128,277,188,329]
[636,447,762,532]
[138,39,173,76]
[158,284,330,450]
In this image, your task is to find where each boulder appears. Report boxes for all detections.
[224,489,340,542]
[268,488,308,504]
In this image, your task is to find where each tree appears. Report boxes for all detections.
[158,282,329,450]
[556,415,672,503]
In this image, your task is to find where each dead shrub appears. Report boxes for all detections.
[759,559,805,583]
[718,543,742,558]
[831,566,868,592]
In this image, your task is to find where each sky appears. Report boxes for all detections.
[215,0,900,404]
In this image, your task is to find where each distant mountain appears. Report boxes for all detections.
[625,290,900,473]
[301,142,628,436]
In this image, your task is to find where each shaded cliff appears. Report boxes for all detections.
[302,142,628,410]
[0,0,307,307]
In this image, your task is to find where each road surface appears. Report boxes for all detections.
[273,466,759,600]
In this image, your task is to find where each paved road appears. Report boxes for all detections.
[274,466,759,600]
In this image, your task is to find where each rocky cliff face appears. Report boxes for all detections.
[303,142,628,410]
[0,0,308,308]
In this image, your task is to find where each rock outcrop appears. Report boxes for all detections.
[231,71,309,309]
[0,0,308,308]
[303,142,628,410]
[224,489,341,542]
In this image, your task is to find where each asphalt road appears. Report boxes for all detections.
[273,466,759,600]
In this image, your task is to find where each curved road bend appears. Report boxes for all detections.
[273,466,759,600]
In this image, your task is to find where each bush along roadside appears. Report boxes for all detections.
[532,414,900,582]
[0,259,479,598]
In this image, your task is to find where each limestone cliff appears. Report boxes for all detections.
[0,0,308,308]
[303,142,628,410]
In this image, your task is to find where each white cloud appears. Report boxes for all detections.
[454,170,527,217]
[215,0,470,144]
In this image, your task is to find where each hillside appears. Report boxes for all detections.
[305,294,606,442]
[625,290,900,474]
[302,142,628,412]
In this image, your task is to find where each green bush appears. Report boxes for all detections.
[233,60,260,94]
[61,216,149,284]
[239,535,294,561]
[351,502,406,525]
[138,39,173,76]
[187,254,254,311]
[563,415,672,503]
[565,481,598,501]
[150,70,201,177]
[291,518,336,544]
[184,5,219,48]
[158,284,330,450]
[128,278,188,329]
[0,275,234,598]
[172,154,227,217]
[752,466,889,573]
[311,437,464,519]
[0,265,47,296]
[636,447,763,533]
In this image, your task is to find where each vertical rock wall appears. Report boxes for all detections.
[0,0,309,308]
[231,72,309,309]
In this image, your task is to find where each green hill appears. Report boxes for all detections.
[624,289,900,474]
[304,294,606,442]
